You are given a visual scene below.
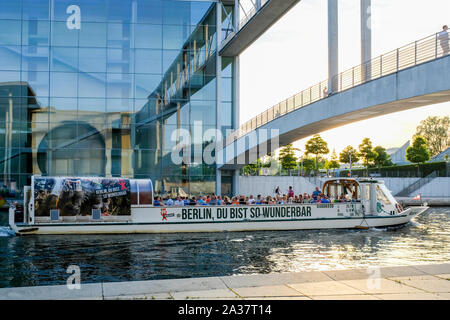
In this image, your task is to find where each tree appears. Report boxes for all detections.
[300,157,316,176]
[278,144,299,170]
[373,146,393,167]
[324,149,340,175]
[415,116,449,157]
[358,138,377,168]
[406,136,431,167]
[339,146,359,165]
[305,134,329,172]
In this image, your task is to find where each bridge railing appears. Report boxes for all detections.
[226,31,449,146]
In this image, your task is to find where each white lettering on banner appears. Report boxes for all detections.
[66,5,81,30]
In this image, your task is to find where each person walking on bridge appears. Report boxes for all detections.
[439,25,449,56]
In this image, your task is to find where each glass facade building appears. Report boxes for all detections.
[0,0,235,197]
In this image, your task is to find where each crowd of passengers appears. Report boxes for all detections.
[153,186,357,206]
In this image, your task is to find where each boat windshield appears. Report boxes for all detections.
[376,185,391,205]
[323,179,360,202]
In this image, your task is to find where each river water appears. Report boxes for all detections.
[0,207,449,288]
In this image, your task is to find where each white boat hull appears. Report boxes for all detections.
[11,205,428,235]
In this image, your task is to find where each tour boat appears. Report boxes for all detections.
[8,176,428,235]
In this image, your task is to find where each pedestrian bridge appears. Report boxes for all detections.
[218,32,450,170]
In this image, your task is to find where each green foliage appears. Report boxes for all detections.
[300,157,316,174]
[339,146,359,164]
[406,136,431,164]
[373,146,393,167]
[415,116,449,157]
[339,161,446,178]
[358,138,378,167]
[325,149,340,171]
[305,134,329,171]
[278,144,299,170]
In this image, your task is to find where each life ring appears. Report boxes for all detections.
[395,203,403,213]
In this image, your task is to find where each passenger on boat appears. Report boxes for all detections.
[248,195,256,205]
[174,196,184,206]
[154,196,164,206]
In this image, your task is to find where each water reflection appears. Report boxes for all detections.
[0,207,449,288]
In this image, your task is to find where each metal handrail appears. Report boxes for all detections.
[225,31,449,146]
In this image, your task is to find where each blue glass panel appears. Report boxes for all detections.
[135,74,162,99]
[80,0,107,22]
[221,102,232,126]
[0,1,22,20]
[79,22,107,47]
[162,0,190,26]
[163,24,190,50]
[23,0,49,21]
[0,20,22,46]
[162,49,180,75]
[78,72,106,98]
[50,72,78,97]
[107,47,133,74]
[134,24,162,49]
[135,49,162,74]
[21,71,49,97]
[22,20,50,46]
[190,100,216,125]
[106,73,133,99]
[136,0,163,24]
[51,21,79,47]
[22,46,49,72]
[49,97,77,123]
[190,1,215,26]
[51,47,78,72]
[106,98,133,113]
[190,76,216,101]
[222,57,233,77]
[107,0,132,23]
[78,98,106,123]
[0,46,21,71]
[79,48,107,73]
[222,77,232,102]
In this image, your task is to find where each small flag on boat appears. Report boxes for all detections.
[413,194,421,200]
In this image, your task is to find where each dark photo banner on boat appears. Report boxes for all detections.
[33,177,131,217]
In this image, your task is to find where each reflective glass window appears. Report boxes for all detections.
[0,46,21,71]
[106,73,133,99]
[51,47,78,72]
[23,0,50,21]
[0,20,22,46]
[50,72,78,97]
[134,24,162,49]
[190,100,216,125]
[162,1,190,26]
[222,77,232,102]
[0,1,22,20]
[78,72,106,98]
[79,22,107,47]
[135,49,162,74]
[135,74,162,99]
[22,47,49,72]
[107,47,133,74]
[21,71,49,97]
[22,20,50,46]
[79,48,107,73]
[107,0,133,23]
[51,21,79,47]
[221,102,232,127]
[78,98,106,123]
[49,97,77,124]
[136,0,163,24]
[163,25,190,50]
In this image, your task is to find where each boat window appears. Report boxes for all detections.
[130,180,138,205]
[363,185,370,200]
[376,185,391,205]
[137,180,153,205]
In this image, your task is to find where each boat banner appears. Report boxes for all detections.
[33,177,131,217]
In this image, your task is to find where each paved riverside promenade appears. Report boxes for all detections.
[0,263,449,300]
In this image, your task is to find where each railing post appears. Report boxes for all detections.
[396,48,399,71]
[414,40,417,65]
[435,33,438,58]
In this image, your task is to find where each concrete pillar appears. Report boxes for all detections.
[216,2,222,196]
[361,0,372,81]
[328,0,339,94]
[232,170,240,196]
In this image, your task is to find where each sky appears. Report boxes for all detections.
[239,0,450,157]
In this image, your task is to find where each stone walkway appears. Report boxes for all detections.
[1,263,449,300]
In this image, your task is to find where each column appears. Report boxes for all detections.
[361,0,372,81]
[215,2,222,196]
[328,0,339,94]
